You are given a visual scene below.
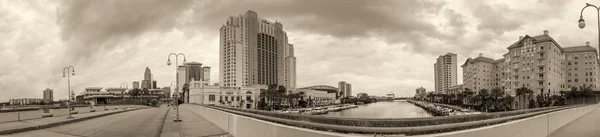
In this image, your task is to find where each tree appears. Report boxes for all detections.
[338,91,344,99]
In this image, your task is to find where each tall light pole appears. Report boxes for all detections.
[167,53,186,122]
[62,66,75,119]
[121,82,127,110]
[578,3,600,57]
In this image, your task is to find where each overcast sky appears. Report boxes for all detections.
[1,0,599,102]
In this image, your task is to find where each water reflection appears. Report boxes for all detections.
[323,100,433,118]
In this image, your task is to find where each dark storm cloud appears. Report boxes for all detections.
[57,0,193,63]
[190,0,473,55]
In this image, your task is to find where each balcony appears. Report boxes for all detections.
[537,70,545,74]
[538,56,545,60]
[537,62,546,67]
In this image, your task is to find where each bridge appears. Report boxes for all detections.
[1,103,598,137]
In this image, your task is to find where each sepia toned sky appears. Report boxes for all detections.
[1,0,599,102]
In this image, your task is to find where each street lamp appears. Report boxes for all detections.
[121,82,127,110]
[578,3,600,57]
[167,53,186,122]
[62,66,75,119]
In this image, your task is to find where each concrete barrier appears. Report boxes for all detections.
[193,105,358,137]
[40,107,53,118]
[434,103,599,137]
[193,104,598,137]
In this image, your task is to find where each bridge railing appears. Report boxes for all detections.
[206,104,564,127]
[201,104,585,135]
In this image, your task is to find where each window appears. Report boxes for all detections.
[209,95,215,101]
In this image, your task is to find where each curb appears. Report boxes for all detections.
[0,107,150,135]
[157,107,171,137]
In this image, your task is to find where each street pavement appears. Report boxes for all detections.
[548,106,600,137]
[160,104,232,137]
[5,107,167,137]
[0,105,140,123]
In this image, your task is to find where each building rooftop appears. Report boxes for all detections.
[186,62,202,65]
[85,87,103,90]
[564,46,597,53]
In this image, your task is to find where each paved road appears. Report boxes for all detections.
[6,107,168,137]
[0,105,141,123]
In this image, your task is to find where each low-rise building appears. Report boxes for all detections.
[9,98,45,105]
[448,84,464,95]
[189,82,266,109]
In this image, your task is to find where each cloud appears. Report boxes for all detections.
[0,0,597,101]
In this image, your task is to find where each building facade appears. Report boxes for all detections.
[142,67,153,89]
[189,83,266,109]
[434,53,458,93]
[338,81,347,97]
[202,66,211,84]
[219,10,296,88]
[461,30,600,96]
[43,88,53,102]
[346,83,352,98]
[9,98,45,105]
[415,86,427,99]
[132,81,140,89]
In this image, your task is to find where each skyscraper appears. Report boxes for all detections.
[284,44,297,89]
[142,67,153,89]
[132,81,140,89]
[186,62,203,82]
[338,81,347,97]
[177,66,187,93]
[219,10,296,88]
[345,83,352,98]
[152,81,157,89]
[434,53,458,93]
[43,88,53,102]
[202,66,211,84]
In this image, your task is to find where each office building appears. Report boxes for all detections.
[461,30,600,96]
[186,62,203,82]
[177,66,187,93]
[284,44,297,90]
[345,83,352,98]
[43,88,53,102]
[338,81,347,97]
[434,53,458,93]
[132,81,140,89]
[142,67,153,89]
[162,87,171,98]
[202,66,211,84]
[152,81,157,89]
[219,10,296,88]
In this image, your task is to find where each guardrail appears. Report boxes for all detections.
[202,104,583,135]
[0,105,146,123]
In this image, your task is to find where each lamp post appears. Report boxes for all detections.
[62,66,75,119]
[578,3,600,57]
[167,53,186,122]
[170,80,175,106]
[121,82,127,110]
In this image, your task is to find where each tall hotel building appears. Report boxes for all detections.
[462,30,600,96]
[434,53,458,93]
[220,10,296,89]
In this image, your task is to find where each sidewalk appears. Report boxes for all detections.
[160,105,232,137]
[0,107,147,135]
[548,106,600,137]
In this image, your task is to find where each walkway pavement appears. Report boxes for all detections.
[548,107,600,137]
[160,105,232,137]
[5,107,166,137]
[0,107,139,135]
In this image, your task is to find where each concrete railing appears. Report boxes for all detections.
[191,104,598,137]
[435,103,599,137]
[0,105,146,123]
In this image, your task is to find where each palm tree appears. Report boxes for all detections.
[478,89,490,111]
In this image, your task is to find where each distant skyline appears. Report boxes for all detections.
[1,0,600,102]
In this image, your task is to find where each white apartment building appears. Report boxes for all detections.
[462,30,600,96]
[219,10,296,89]
[434,53,458,93]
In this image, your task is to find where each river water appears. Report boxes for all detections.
[323,100,433,118]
